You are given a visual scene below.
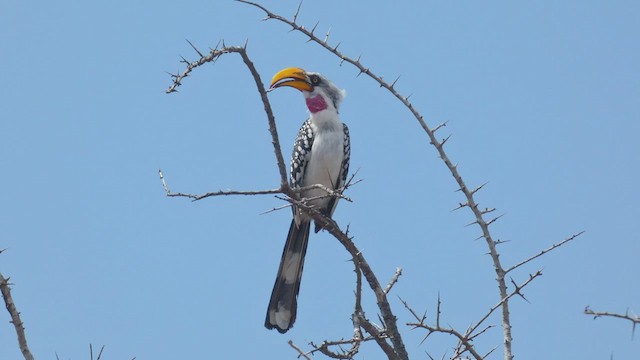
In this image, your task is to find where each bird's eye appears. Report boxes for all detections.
[310,75,320,85]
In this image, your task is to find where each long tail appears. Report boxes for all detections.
[265,219,311,333]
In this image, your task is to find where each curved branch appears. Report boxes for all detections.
[166,42,288,187]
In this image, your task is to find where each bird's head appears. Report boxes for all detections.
[270,67,346,114]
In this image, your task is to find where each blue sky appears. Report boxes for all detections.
[1,1,638,359]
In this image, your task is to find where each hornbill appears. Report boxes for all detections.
[265,67,350,333]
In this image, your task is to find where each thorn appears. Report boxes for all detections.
[324,26,331,43]
[486,214,505,226]
[471,182,489,195]
[185,39,204,58]
[405,93,413,101]
[243,38,249,50]
[433,120,449,133]
[440,134,452,146]
[310,21,319,34]
[391,75,401,89]
[510,277,530,303]
[419,332,432,345]
[293,0,303,22]
[333,42,341,52]
[451,202,468,211]
[465,220,479,227]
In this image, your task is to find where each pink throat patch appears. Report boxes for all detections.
[306,95,328,113]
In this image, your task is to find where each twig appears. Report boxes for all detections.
[401,271,542,359]
[466,270,543,337]
[401,297,483,360]
[0,273,35,360]
[289,340,313,360]
[584,306,639,339]
[505,231,584,274]
[383,267,403,294]
[159,169,283,201]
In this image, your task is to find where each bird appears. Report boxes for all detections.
[265,67,350,333]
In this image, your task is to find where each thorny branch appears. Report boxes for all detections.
[505,232,584,274]
[0,273,35,360]
[237,2,584,359]
[584,306,639,339]
[402,271,542,360]
[165,38,407,360]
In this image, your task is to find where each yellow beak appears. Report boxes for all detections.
[270,67,313,92]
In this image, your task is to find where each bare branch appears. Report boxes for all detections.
[159,169,283,201]
[402,271,543,359]
[288,340,313,360]
[433,120,449,133]
[0,273,35,360]
[467,271,543,337]
[584,306,640,339]
[383,267,403,295]
[159,168,356,204]
[401,297,483,360]
[506,231,584,274]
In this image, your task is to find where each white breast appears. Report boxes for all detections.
[302,111,344,209]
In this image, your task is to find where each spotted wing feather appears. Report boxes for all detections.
[290,119,314,190]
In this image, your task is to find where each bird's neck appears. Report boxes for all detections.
[309,105,341,132]
[306,94,329,114]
